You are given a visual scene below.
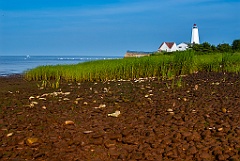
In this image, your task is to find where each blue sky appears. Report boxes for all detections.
[0,0,239,56]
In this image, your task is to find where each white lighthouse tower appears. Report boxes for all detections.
[191,24,200,44]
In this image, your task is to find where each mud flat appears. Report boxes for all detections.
[0,72,239,160]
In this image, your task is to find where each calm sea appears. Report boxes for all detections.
[0,56,122,76]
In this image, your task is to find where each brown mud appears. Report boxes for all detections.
[0,72,239,160]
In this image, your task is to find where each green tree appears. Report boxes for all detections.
[232,39,240,52]
[211,45,217,53]
[217,43,232,53]
[202,42,212,53]
[192,42,214,54]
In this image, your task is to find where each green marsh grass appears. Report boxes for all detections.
[25,51,240,83]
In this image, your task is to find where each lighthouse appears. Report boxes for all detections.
[191,24,200,44]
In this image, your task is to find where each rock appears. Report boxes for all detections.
[91,137,103,145]
[217,154,225,161]
[104,140,116,148]
[26,138,39,146]
[108,110,121,117]
[181,131,192,138]
[194,84,198,90]
[192,131,201,142]
[108,133,122,141]
[6,132,14,137]
[222,108,227,113]
[182,143,190,151]
[63,98,70,101]
[167,108,173,112]
[167,108,174,115]
[173,115,182,120]
[121,129,133,136]
[92,132,104,139]
[131,152,143,160]
[213,146,223,155]
[65,120,74,125]
[172,132,182,143]
[201,130,211,139]
[94,104,106,109]
[229,155,240,161]
[200,151,211,159]
[29,96,35,100]
[122,135,138,145]
[188,146,197,155]
[108,148,120,158]
[34,152,45,159]
[83,131,93,134]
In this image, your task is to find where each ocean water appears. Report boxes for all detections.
[0,56,122,76]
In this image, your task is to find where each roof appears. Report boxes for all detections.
[159,42,176,49]
[165,42,175,49]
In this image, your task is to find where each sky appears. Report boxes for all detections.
[0,0,239,56]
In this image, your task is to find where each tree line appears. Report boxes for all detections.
[192,39,240,54]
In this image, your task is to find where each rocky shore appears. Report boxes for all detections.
[0,72,239,160]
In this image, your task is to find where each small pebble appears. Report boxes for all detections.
[65,120,74,125]
[222,108,227,113]
[7,132,14,137]
[108,110,121,117]
[26,138,39,146]
[83,131,93,134]
[167,108,173,112]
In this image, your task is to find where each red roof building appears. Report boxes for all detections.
[158,42,178,52]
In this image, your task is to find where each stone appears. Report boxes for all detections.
[181,131,192,139]
[108,110,121,117]
[92,132,104,138]
[200,151,211,159]
[65,120,74,125]
[188,146,197,155]
[91,137,103,145]
[26,138,39,146]
[201,130,211,139]
[131,152,143,160]
[173,115,182,120]
[122,135,138,145]
[172,132,182,143]
[94,104,106,109]
[222,108,227,113]
[6,132,14,137]
[217,154,225,161]
[167,108,173,112]
[192,131,201,142]
[108,148,120,158]
[104,140,116,149]
[83,130,93,134]
[108,133,122,141]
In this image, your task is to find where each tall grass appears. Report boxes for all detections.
[173,51,195,75]
[25,51,240,82]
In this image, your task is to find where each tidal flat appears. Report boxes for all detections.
[0,72,239,160]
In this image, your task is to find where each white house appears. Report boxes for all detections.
[158,42,178,52]
[177,43,189,51]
